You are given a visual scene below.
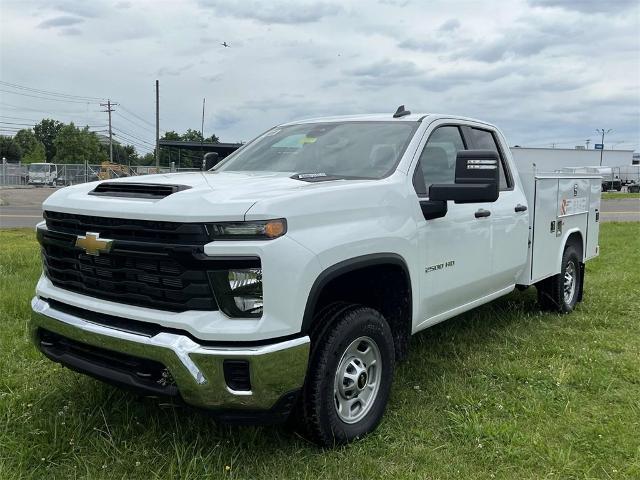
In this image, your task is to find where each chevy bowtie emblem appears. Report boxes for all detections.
[75,232,113,256]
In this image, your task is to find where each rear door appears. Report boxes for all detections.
[464,126,529,290]
[412,123,494,326]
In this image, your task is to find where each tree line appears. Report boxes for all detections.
[0,119,219,168]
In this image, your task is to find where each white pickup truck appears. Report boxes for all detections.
[31,108,601,446]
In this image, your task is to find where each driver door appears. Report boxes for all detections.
[412,124,494,327]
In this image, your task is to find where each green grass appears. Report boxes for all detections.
[601,192,640,200]
[1,225,639,479]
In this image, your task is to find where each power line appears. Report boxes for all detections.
[114,111,156,134]
[0,101,102,116]
[0,80,105,101]
[111,136,154,153]
[0,88,97,104]
[113,136,155,154]
[112,125,154,145]
[119,104,157,129]
[0,120,106,128]
[0,114,41,122]
[112,127,155,147]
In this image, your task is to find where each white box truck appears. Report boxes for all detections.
[31,108,601,446]
[27,163,58,186]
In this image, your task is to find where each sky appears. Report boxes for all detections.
[1,0,639,154]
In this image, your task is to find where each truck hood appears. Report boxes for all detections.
[43,171,339,222]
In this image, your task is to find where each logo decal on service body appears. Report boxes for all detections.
[425,260,455,274]
[75,232,114,256]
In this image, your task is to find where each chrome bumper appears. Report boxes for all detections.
[30,297,310,411]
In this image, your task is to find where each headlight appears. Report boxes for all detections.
[206,219,286,240]
[209,268,263,318]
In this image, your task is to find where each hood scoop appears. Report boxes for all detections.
[89,182,191,199]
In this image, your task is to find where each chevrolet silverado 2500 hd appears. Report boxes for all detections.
[31,108,601,446]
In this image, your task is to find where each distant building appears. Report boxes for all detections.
[510,147,634,174]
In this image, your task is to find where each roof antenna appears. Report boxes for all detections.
[393,105,411,118]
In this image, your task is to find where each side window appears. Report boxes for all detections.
[413,126,465,196]
[467,128,511,190]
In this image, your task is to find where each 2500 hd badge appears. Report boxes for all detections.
[425,260,455,273]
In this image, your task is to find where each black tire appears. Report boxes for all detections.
[536,243,581,313]
[299,306,395,447]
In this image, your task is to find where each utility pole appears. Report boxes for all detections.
[201,97,206,167]
[595,128,612,166]
[100,99,118,163]
[201,98,206,140]
[155,80,160,171]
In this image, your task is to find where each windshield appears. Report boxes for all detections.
[28,164,48,173]
[216,121,418,179]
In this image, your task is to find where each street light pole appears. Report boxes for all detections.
[595,128,612,166]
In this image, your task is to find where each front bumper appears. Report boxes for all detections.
[30,297,310,416]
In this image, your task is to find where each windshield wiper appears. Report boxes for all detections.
[290,173,373,182]
[290,172,343,182]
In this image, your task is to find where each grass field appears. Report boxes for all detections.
[1,225,639,479]
[601,192,640,200]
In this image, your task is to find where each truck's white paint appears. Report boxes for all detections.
[38,114,601,343]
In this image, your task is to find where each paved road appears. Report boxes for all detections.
[0,187,55,228]
[1,187,638,228]
[599,198,640,222]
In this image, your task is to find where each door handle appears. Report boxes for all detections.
[515,204,528,212]
[475,209,491,218]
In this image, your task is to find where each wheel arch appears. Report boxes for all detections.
[558,229,584,270]
[560,229,585,302]
[301,253,413,360]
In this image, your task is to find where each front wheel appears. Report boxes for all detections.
[536,244,581,313]
[299,306,395,447]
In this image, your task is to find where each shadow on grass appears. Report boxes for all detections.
[40,287,547,452]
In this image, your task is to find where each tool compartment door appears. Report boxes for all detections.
[531,177,561,282]
[557,177,590,259]
[585,179,601,260]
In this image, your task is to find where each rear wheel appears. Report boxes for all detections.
[536,243,581,313]
[299,306,394,447]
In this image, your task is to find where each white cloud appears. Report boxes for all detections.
[0,0,638,151]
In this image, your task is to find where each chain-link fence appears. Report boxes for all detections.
[0,163,28,186]
[0,163,184,187]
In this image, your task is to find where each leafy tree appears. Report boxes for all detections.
[53,123,107,165]
[161,131,182,141]
[104,142,137,166]
[14,129,38,155]
[157,129,219,167]
[0,136,22,162]
[138,152,156,166]
[33,119,64,162]
[121,144,138,165]
[14,129,46,164]
[23,142,46,164]
[181,128,219,143]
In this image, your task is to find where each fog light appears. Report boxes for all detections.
[209,268,263,318]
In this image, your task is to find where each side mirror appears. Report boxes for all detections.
[429,150,499,204]
[203,152,220,171]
